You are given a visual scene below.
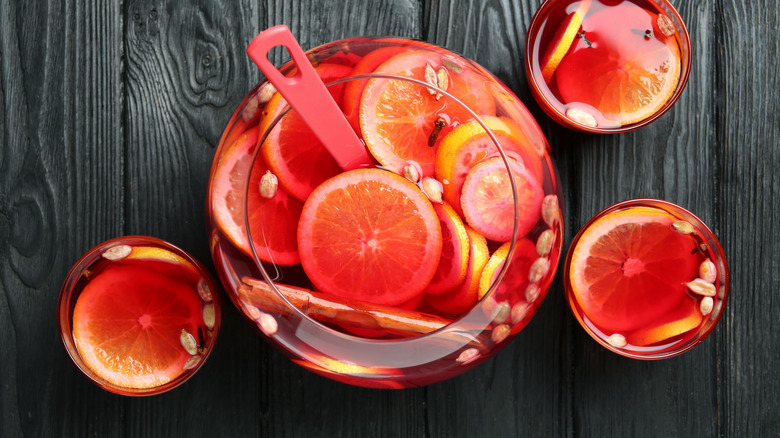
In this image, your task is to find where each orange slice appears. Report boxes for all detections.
[425,202,470,295]
[478,238,537,300]
[568,206,699,332]
[119,246,201,285]
[261,63,352,202]
[554,3,681,126]
[72,265,203,389]
[209,126,260,255]
[426,226,489,316]
[629,300,704,346]
[460,157,543,242]
[297,169,442,306]
[435,116,543,216]
[540,0,591,82]
[359,50,497,175]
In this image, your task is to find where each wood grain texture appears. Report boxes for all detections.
[2,0,780,436]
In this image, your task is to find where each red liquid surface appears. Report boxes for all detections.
[62,239,218,394]
[206,38,563,387]
[528,0,686,130]
[565,202,727,357]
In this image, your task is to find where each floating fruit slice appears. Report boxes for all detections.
[425,202,470,295]
[478,238,538,300]
[426,226,489,316]
[554,4,681,126]
[342,46,406,131]
[540,0,591,81]
[460,157,543,242]
[359,50,497,175]
[119,246,200,285]
[435,116,543,215]
[568,207,699,333]
[628,299,704,346]
[261,63,353,202]
[72,265,203,389]
[297,169,442,306]
[246,156,303,265]
[209,126,260,255]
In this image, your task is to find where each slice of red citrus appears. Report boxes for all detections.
[72,265,203,389]
[425,202,470,295]
[554,3,681,126]
[540,0,591,82]
[209,126,260,254]
[118,246,200,285]
[460,157,543,242]
[342,46,407,131]
[425,226,489,316]
[628,299,704,346]
[245,156,303,265]
[297,168,442,306]
[435,116,543,216]
[359,50,497,175]
[261,63,353,202]
[478,238,538,300]
[568,207,699,333]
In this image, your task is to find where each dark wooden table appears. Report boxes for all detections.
[2,0,777,436]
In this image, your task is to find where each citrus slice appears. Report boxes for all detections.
[359,50,497,175]
[246,156,303,265]
[426,226,489,316]
[478,238,538,300]
[554,4,681,126]
[460,157,543,242]
[342,46,406,131]
[120,246,200,285]
[261,63,353,202]
[72,265,203,389]
[435,116,543,216]
[540,0,591,82]
[628,299,704,346]
[568,207,699,333]
[425,202,470,295]
[209,126,260,254]
[297,168,442,306]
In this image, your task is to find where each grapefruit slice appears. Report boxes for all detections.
[426,226,489,316]
[261,63,353,202]
[72,265,203,389]
[359,50,497,175]
[297,168,442,306]
[425,202,470,295]
[478,238,538,300]
[435,116,543,215]
[554,3,681,126]
[540,0,591,82]
[460,157,543,242]
[568,207,699,332]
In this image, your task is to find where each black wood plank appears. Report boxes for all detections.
[716,0,780,435]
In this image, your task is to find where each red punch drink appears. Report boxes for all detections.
[526,0,691,132]
[564,200,729,358]
[206,37,564,387]
[58,236,220,395]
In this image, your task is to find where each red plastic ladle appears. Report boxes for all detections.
[246,25,372,171]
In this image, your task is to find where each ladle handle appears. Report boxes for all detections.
[246,25,372,171]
